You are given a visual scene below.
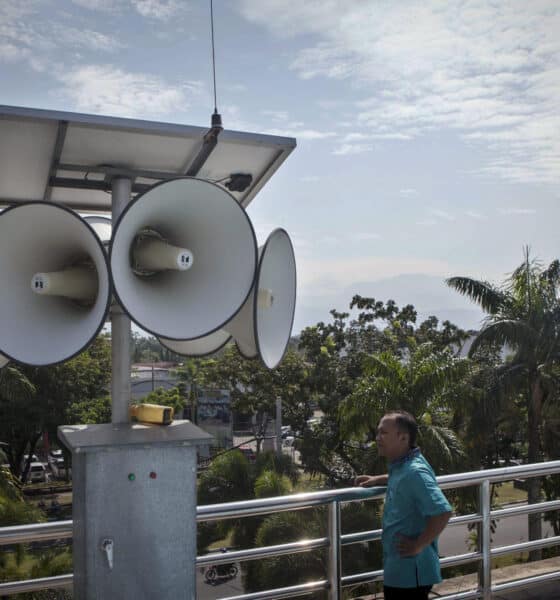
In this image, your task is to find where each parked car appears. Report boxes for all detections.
[28,462,47,483]
[238,445,256,462]
[50,457,71,480]
[281,426,292,439]
[49,449,63,460]
[21,454,39,469]
[282,435,295,448]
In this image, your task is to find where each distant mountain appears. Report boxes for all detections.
[293,273,484,333]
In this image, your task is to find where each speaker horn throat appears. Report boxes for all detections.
[31,266,98,302]
[132,232,193,274]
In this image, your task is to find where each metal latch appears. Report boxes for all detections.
[101,538,114,570]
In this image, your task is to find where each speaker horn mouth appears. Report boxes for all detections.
[253,228,296,369]
[0,202,111,366]
[110,177,258,341]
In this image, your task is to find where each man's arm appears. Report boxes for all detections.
[354,474,388,487]
[396,511,451,557]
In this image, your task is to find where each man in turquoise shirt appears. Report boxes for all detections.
[356,411,452,599]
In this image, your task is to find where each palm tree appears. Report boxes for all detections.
[339,341,469,475]
[447,249,560,556]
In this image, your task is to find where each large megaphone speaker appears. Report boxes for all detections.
[160,228,296,369]
[109,177,258,340]
[0,353,8,369]
[0,202,111,366]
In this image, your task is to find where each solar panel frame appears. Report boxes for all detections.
[0,105,296,212]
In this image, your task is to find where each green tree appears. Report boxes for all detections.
[297,300,470,482]
[66,395,112,425]
[200,347,311,454]
[0,336,111,481]
[448,250,560,555]
[339,342,468,475]
[140,385,187,417]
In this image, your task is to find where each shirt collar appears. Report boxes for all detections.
[389,446,421,471]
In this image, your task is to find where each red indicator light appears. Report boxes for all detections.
[150,471,157,479]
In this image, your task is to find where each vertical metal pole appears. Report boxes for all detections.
[275,396,282,457]
[327,500,341,600]
[480,479,492,600]
[111,177,132,424]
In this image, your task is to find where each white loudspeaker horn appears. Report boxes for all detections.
[110,177,258,340]
[161,329,232,357]
[0,353,8,369]
[161,228,296,369]
[0,202,111,366]
[84,215,112,246]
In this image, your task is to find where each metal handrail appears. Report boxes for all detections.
[1,460,560,598]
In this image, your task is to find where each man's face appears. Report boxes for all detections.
[376,415,409,461]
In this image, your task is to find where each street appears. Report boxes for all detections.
[440,511,555,557]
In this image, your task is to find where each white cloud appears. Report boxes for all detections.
[70,0,186,20]
[498,207,537,215]
[261,109,290,121]
[466,210,486,219]
[400,188,418,197]
[354,232,381,241]
[70,0,120,11]
[430,208,455,222]
[56,64,198,118]
[265,127,336,140]
[332,143,373,156]
[237,0,560,184]
[0,1,123,69]
[256,110,337,140]
[131,0,184,21]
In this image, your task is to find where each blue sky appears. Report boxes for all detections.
[2,0,559,334]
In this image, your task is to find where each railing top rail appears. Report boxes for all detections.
[198,459,560,519]
[436,459,560,489]
[196,485,385,520]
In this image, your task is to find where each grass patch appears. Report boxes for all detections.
[493,481,527,506]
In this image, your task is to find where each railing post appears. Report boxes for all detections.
[479,479,492,600]
[327,500,341,600]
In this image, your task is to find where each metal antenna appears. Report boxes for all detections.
[210,0,222,128]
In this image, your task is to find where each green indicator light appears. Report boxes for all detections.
[128,473,135,481]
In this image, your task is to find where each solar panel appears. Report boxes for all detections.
[0,105,296,212]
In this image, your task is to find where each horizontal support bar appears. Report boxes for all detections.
[491,499,560,519]
[0,574,73,597]
[57,163,179,181]
[197,486,384,522]
[438,460,560,491]
[221,580,328,600]
[341,528,381,545]
[0,520,72,546]
[436,591,481,600]
[197,537,328,566]
[49,176,151,194]
[492,570,560,593]
[341,568,383,586]
[440,551,482,568]
[491,535,560,557]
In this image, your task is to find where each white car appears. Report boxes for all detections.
[28,462,47,483]
[50,458,71,480]
[282,436,295,447]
